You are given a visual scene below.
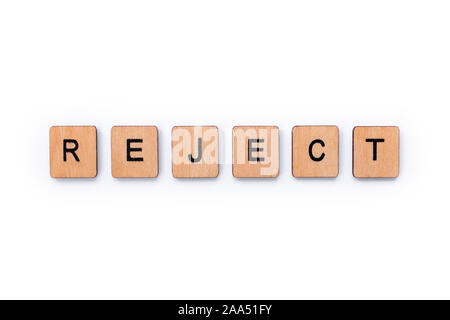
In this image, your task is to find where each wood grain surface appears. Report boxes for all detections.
[49,126,97,178]
[292,126,339,178]
[172,126,219,178]
[232,126,279,178]
[111,126,158,178]
[353,126,399,178]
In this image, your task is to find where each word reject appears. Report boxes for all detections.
[49,125,399,179]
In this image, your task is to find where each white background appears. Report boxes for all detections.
[0,1,449,299]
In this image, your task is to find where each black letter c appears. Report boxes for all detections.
[308,139,325,162]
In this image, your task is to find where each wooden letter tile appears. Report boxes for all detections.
[49,126,97,178]
[353,126,399,178]
[172,126,219,178]
[111,126,158,178]
[292,126,339,178]
[232,126,279,178]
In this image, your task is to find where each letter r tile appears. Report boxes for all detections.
[292,126,339,178]
[172,126,219,178]
[353,126,399,178]
[232,126,279,178]
[111,126,158,178]
[49,126,97,178]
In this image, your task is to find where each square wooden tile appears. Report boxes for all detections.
[232,126,279,178]
[111,126,158,178]
[49,126,97,178]
[172,126,219,178]
[353,126,399,178]
[292,126,339,178]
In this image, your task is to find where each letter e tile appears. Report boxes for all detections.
[111,126,159,178]
[232,126,279,178]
